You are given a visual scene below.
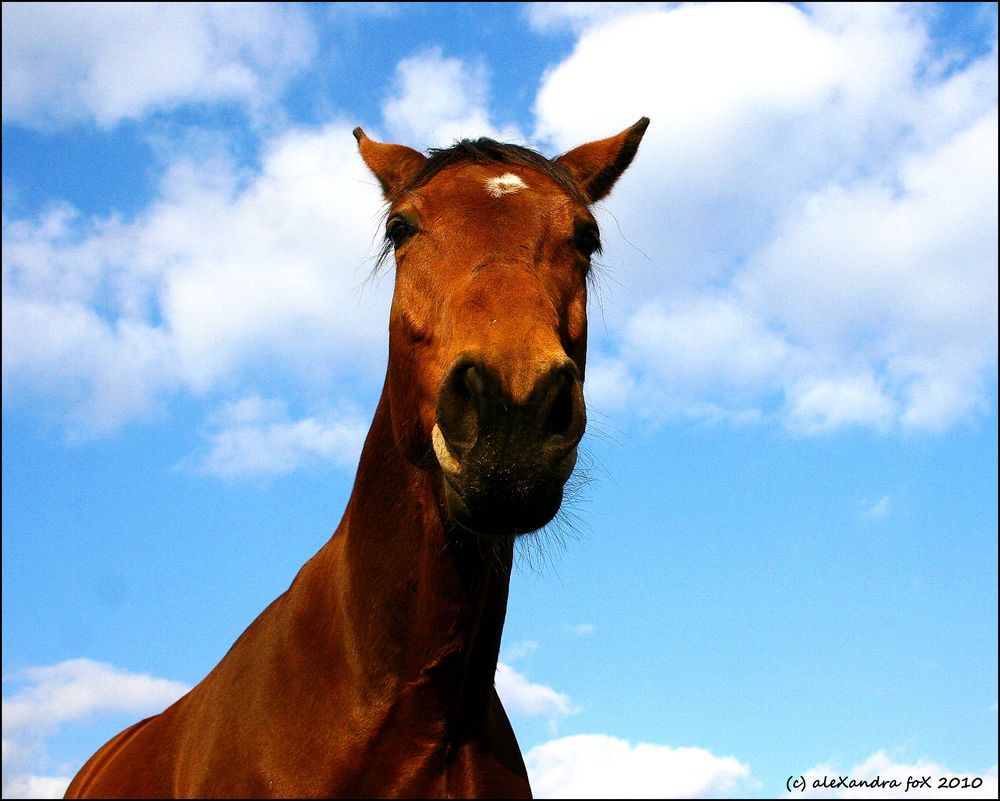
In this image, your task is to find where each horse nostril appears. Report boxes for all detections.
[464,363,487,397]
[536,366,584,446]
[545,377,574,437]
[437,358,491,458]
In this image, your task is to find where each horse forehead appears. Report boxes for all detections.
[417,163,575,212]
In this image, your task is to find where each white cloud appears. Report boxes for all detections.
[3,123,392,438]
[1,292,178,438]
[863,495,892,520]
[535,3,998,435]
[1,3,315,129]
[2,659,190,800]
[192,395,369,479]
[741,111,998,432]
[622,295,794,397]
[583,355,637,413]
[2,659,189,739]
[793,751,998,799]
[502,640,541,662]
[525,2,668,35]
[784,374,896,435]
[587,294,788,425]
[495,662,579,719]
[525,733,754,799]
[535,3,848,155]
[149,127,391,393]
[382,48,521,150]
[2,774,70,801]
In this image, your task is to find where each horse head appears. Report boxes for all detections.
[355,119,649,537]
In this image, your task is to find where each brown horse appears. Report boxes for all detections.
[65,117,649,799]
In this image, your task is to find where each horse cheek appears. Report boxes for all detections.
[565,291,589,377]
[387,339,436,466]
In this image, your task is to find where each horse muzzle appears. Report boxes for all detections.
[431,354,585,536]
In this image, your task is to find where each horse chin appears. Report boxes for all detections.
[433,431,578,538]
[441,475,565,538]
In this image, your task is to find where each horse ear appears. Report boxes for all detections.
[353,128,427,198]
[555,117,650,203]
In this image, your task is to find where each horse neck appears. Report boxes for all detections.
[305,387,513,713]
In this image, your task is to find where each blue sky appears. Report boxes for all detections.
[2,3,997,798]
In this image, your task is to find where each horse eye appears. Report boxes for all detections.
[387,217,415,248]
[573,224,602,259]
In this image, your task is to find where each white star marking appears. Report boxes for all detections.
[485,173,528,198]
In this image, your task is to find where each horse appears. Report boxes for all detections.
[64,117,649,799]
